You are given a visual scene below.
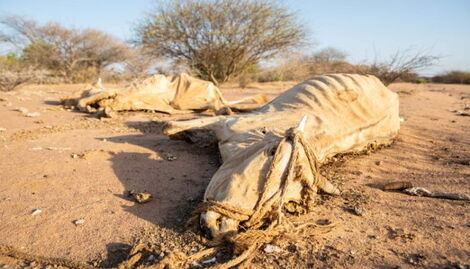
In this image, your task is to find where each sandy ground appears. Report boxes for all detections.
[0,81,468,268]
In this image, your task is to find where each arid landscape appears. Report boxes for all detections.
[0,81,468,268]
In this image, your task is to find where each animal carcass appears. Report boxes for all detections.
[62,73,266,116]
[163,74,400,238]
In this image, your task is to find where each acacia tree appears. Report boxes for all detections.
[135,0,307,84]
[0,16,129,82]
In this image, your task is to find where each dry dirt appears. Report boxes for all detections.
[0,81,468,268]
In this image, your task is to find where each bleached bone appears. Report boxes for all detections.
[163,74,400,238]
[297,115,308,132]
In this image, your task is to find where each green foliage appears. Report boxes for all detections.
[416,78,427,84]
[3,53,18,66]
[21,41,56,69]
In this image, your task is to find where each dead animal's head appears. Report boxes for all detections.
[171,116,340,239]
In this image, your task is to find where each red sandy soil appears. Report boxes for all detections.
[0,81,468,268]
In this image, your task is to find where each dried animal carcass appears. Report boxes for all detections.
[163,74,400,238]
[62,73,267,117]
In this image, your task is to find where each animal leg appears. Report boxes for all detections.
[162,116,226,136]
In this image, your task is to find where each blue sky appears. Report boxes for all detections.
[1,0,469,75]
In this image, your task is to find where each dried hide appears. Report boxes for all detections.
[62,73,266,116]
[163,74,400,238]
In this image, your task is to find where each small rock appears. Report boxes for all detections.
[165,154,177,161]
[0,127,6,132]
[316,219,332,225]
[25,112,41,117]
[375,160,383,166]
[353,206,365,216]
[368,234,378,239]
[73,218,85,225]
[129,190,153,204]
[407,253,426,266]
[71,153,80,159]
[399,117,405,122]
[147,254,155,262]
[31,209,42,215]
[264,244,281,253]
[31,147,43,151]
[15,107,28,114]
[287,244,297,253]
[455,111,470,117]
[201,257,217,264]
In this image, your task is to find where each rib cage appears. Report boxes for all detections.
[216,74,400,163]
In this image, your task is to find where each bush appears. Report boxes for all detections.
[252,49,355,83]
[135,0,307,85]
[1,16,129,83]
[0,68,47,91]
[355,50,439,85]
[432,71,470,84]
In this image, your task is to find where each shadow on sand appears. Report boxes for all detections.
[96,121,220,266]
[103,121,220,228]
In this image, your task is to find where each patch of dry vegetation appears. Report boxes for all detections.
[432,70,470,84]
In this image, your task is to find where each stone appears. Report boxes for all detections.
[31,209,42,215]
[73,218,85,225]
[264,244,281,253]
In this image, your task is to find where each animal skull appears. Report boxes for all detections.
[163,74,400,238]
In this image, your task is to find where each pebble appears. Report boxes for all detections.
[375,160,383,166]
[31,209,42,215]
[73,218,85,225]
[316,219,332,225]
[264,244,281,253]
[165,154,177,161]
[25,112,41,117]
[15,107,28,114]
[368,234,378,239]
[353,206,365,216]
[31,147,43,151]
[0,127,6,132]
[129,190,153,203]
